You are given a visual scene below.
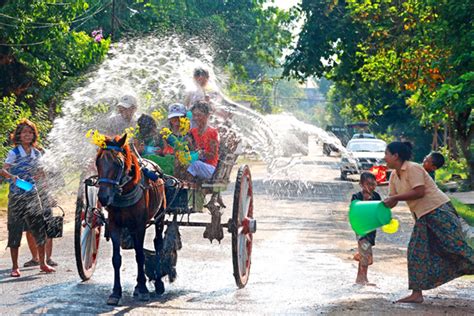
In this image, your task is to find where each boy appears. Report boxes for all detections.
[422,151,445,180]
[351,172,381,285]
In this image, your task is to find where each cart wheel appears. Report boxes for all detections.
[75,182,102,281]
[231,165,256,288]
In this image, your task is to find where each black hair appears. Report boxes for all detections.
[191,100,211,115]
[193,67,209,78]
[137,114,157,136]
[386,141,413,162]
[429,151,445,168]
[360,171,376,183]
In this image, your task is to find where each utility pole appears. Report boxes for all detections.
[111,0,116,40]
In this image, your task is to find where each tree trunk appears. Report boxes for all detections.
[448,122,459,159]
[460,140,474,190]
[432,124,439,150]
[454,111,474,190]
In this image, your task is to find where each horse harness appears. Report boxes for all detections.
[97,146,146,208]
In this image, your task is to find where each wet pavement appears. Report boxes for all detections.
[0,152,473,315]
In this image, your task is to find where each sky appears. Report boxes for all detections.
[273,0,300,10]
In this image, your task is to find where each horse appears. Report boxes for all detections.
[95,134,166,305]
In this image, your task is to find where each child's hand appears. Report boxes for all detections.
[198,149,206,160]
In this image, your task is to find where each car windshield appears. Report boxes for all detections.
[347,141,386,152]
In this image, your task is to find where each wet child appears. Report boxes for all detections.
[351,172,381,285]
[422,151,445,181]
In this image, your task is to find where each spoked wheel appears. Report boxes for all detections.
[74,179,103,281]
[231,165,256,288]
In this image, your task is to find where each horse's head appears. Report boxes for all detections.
[96,134,141,207]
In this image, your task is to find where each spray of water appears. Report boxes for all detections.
[40,35,344,196]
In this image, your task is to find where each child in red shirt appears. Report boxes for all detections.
[187,101,219,179]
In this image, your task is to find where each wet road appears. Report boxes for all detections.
[1,153,473,315]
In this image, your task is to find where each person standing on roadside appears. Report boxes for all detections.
[0,119,56,277]
[383,141,473,303]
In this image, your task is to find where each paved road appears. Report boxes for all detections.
[1,153,473,315]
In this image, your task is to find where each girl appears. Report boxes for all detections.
[383,141,473,303]
[186,101,219,180]
[0,119,56,277]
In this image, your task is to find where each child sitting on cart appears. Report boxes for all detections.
[135,104,192,176]
[186,101,219,180]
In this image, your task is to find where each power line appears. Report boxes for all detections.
[0,2,111,47]
[0,1,106,29]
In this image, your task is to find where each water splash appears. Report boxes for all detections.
[40,35,343,195]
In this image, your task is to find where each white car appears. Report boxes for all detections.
[340,138,387,180]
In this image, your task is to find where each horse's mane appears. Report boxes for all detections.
[99,136,141,185]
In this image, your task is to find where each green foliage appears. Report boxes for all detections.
[284,0,473,187]
[0,183,9,214]
[451,198,474,227]
[435,147,469,182]
[0,1,111,160]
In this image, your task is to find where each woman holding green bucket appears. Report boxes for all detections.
[383,141,473,304]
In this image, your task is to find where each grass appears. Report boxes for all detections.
[452,197,474,226]
[0,183,8,216]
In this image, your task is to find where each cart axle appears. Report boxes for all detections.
[163,220,229,228]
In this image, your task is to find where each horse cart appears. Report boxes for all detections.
[74,126,256,298]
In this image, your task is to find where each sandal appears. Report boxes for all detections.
[40,265,56,273]
[23,259,40,267]
[46,259,58,267]
[10,268,21,277]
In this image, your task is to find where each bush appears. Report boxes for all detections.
[435,146,469,183]
[452,198,474,226]
[0,183,9,215]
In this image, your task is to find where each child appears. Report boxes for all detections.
[0,119,55,277]
[422,151,445,180]
[351,172,381,285]
[186,101,219,180]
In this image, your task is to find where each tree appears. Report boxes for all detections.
[284,0,473,188]
[0,0,110,141]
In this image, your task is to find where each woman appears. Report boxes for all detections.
[0,119,56,277]
[383,141,473,303]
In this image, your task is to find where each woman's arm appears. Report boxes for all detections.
[384,185,425,208]
[0,163,16,183]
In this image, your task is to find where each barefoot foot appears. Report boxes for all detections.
[396,292,424,303]
[39,265,56,273]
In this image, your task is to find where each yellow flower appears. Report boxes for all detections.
[176,150,192,166]
[124,126,137,138]
[160,127,172,140]
[174,139,192,166]
[151,110,165,121]
[178,117,190,136]
[86,129,107,148]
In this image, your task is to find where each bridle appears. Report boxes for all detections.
[97,146,132,193]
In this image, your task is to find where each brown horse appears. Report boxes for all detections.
[95,134,166,305]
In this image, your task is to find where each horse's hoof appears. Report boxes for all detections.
[107,295,121,306]
[138,292,150,301]
[155,280,165,295]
